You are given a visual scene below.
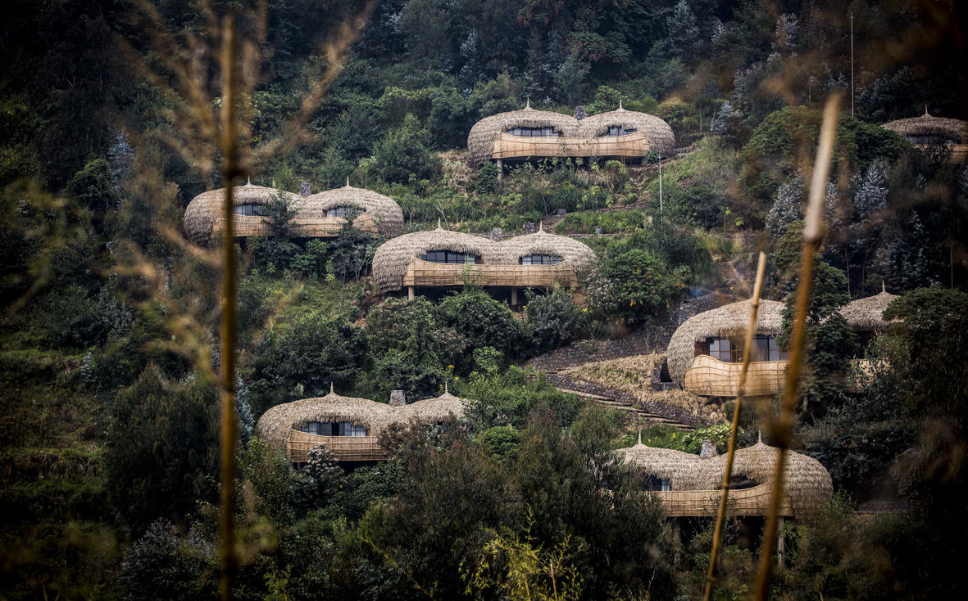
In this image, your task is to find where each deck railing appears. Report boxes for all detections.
[683,355,788,397]
[402,259,579,288]
[653,483,796,517]
[212,213,380,238]
[286,429,390,463]
[491,131,650,160]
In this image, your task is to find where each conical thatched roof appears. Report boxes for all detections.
[371,224,501,293]
[497,223,598,273]
[301,183,404,236]
[254,388,466,451]
[881,109,968,142]
[184,182,294,245]
[666,300,786,383]
[614,438,833,517]
[467,105,579,167]
[580,106,676,156]
[837,285,899,332]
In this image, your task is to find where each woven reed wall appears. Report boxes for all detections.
[401,259,579,288]
[682,355,787,397]
[653,482,795,517]
[286,430,390,463]
[491,131,650,160]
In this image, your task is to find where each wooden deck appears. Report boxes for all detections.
[286,429,390,463]
[912,143,967,163]
[402,259,579,288]
[653,482,795,517]
[491,131,650,161]
[212,213,380,238]
[683,355,787,397]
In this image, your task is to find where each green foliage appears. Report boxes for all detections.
[459,367,583,431]
[372,113,438,184]
[435,289,523,373]
[586,249,686,325]
[523,286,587,355]
[250,194,301,274]
[468,162,499,195]
[330,461,401,521]
[481,426,522,460]
[118,520,217,601]
[67,158,118,214]
[251,313,368,412]
[103,365,219,531]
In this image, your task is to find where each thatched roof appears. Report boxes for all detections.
[183,182,294,245]
[301,183,404,236]
[466,102,675,167]
[497,223,598,273]
[881,109,968,142]
[666,300,786,383]
[614,438,833,516]
[837,285,899,332]
[371,224,501,293]
[254,388,466,451]
[580,106,676,156]
[467,105,579,167]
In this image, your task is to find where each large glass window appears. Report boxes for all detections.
[302,421,367,436]
[753,335,788,361]
[508,127,557,137]
[643,475,672,491]
[520,254,563,265]
[234,204,264,216]
[604,126,637,136]
[420,250,478,264]
[325,206,364,218]
[709,338,732,362]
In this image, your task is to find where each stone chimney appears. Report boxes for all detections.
[299,182,311,197]
[490,227,503,242]
[389,390,406,407]
[522,222,536,235]
[574,105,587,121]
[700,439,719,460]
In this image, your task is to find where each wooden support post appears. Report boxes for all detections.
[777,517,786,568]
[496,159,504,183]
[408,286,415,300]
[511,287,518,306]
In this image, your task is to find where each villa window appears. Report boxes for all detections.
[753,335,788,361]
[643,475,672,491]
[325,206,363,218]
[420,250,479,264]
[508,127,557,137]
[604,126,637,136]
[520,254,563,265]
[234,204,264,216]
[709,338,733,362]
[302,421,368,437]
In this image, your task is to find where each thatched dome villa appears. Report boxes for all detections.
[881,109,967,163]
[302,182,404,237]
[371,222,598,303]
[255,386,465,463]
[183,181,404,244]
[184,182,295,245]
[666,299,787,397]
[837,284,899,335]
[467,102,675,171]
[614,436,833,518]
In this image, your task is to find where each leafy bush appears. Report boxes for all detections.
[468,162,499,195]
[372,113,438,184]
[435,290,523,373]
[586,249,687,325]
[458,367,583,430]
[523,285,586,355]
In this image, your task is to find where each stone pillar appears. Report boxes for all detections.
[700,439,719,460]
[299,182,311,197]
[511,287,518,306]
[408,286,415,300]
[389,390,406,407]
[777,516,786,567]
[490,227,503,242]
[496,159,504,183]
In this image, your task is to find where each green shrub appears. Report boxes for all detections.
[372,113,438,184]
[435,290,523,373]
[523,285,586,355]
[586,249,687,325]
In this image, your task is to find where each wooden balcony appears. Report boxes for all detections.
[911,143,966,163]
[491,131,650,161]
[653,483,795,517]
[402,259,579,289]
[683,355,788,397]
[286,429,390,463]
[212,213,380,238]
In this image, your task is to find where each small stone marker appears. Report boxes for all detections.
[389,390,406,407]
[299,182,311,197]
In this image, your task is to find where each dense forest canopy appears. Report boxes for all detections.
[1,1,967,600]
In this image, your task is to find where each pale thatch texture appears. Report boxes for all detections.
[300,184,404,236]
[666,299,785,383]
[497,226,598,274]
[838,288,899,332]
[881,110,968,142]
[580,107,676,156]
[371,225,500,293]
[184,183,293,245]
[467,106,578,167]
[614,440,833,517]
[255,390,465,451]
